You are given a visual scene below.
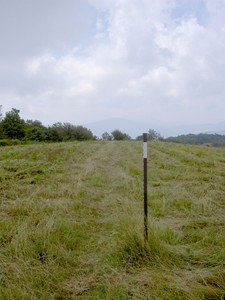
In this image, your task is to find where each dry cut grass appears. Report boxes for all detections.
[0,141,225,299]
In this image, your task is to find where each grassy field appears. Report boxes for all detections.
[0,141,225,299]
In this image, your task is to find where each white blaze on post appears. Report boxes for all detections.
[143,142,147,159]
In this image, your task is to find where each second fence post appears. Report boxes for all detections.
[143,133,148,242]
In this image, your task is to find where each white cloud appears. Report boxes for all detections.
[1,0,225,134]
[27,54,56,75]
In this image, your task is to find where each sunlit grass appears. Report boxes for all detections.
[0,141,224,299]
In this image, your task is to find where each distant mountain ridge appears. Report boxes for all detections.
[166,133,225,147]
[84,118,157,139]
[206,130,225,135]
[84,118,225,139]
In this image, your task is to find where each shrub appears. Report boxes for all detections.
[0,139,21,146]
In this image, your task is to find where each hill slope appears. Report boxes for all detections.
[0,141,225,299]
[166,133,225,147]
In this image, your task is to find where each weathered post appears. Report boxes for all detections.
[143,133,148,242]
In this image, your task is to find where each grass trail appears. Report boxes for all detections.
[0,141,225,299]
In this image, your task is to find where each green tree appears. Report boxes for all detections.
[111,129,131,141]
[136,129,163,141]
[25,119,46,129]
[1,108,25,139]
[45,127,63,142]
[148,129,163,140]
[25,119,47,141]
[25,127,47,141]
[102,132,112,140]
[166,133,225,147]
[73,125,95,141]
[48,123,95,141]
[0,105,4,138]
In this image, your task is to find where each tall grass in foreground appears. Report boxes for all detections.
[0,141,224,299]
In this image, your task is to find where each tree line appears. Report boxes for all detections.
[0,107,155,144]
[1,107,224,147]
[0,108,96,143]
[166,133,225,147]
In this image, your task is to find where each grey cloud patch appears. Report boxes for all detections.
[0,0,97,59]
[0,0,98,101]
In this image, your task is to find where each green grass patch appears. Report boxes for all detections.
[0,141,224,299]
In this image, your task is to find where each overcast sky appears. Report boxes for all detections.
[1,0,225,135]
